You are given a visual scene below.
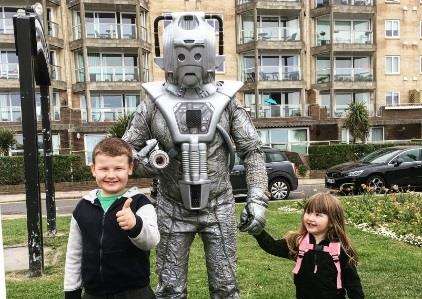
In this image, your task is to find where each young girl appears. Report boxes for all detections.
[253,193,364,299]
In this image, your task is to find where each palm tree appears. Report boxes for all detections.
[107,113,135,138]
[344,101,370,144]
[0,128,15,156]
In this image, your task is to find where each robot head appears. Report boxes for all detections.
[154,12,225,89]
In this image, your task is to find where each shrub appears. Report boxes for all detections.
[0,128,15,156]
[308,143,422,170]
[0,155,92,185]
[297,164,308,177]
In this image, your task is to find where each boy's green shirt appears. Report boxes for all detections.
[97,190,125,212]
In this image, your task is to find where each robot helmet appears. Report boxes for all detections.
[154,12,225,89]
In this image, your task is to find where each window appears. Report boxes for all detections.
[12,134,61,156]
[84,134,107,164]
[385,56,400,74]
[341,128,350,144]
[385,20,399,37]
[0,7,18,34]
[89,93,139,122]
[87,53,138,82]
[265,152,287,163]
[257,128,308,153]
[369,127,384,142]
[386,91,400,106]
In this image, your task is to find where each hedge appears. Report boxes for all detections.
[308,142,422,170]
[0,155,92,185]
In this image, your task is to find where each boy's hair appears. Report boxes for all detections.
[285,192,358,266]
[92,137,133,164]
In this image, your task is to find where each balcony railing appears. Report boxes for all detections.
[257,26,299,41]
[0,18,14,34]
[334,0,373,5]
[75,67,85,82]
[259,65,301,81]
[0,63,19,79]
[72,23,137,40]
[92,107,125,122]
[50,64,62,81]
[237,0,300,4]
[240,29,254,43]
[259,105,302,117]
[315,0,373,7]
[333,30,372,44]
[88,66,139,82]
[47,20,60,38]
[316,68,331,84]
[1,105,60,122]
[139,26,148,42]
[334,68,373,82]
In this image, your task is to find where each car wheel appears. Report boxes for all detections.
[367,175,386,193]
[269,178,290,200]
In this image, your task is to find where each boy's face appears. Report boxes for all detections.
[91,154,133,196]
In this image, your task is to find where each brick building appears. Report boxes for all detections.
[0,0,421,163]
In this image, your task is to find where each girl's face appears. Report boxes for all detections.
[303,211,330,239]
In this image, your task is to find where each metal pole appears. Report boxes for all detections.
[40,85,56,235]
[13,14,44,277]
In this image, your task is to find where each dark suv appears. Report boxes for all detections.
[230,147,298,200]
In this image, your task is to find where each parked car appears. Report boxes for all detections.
[230,147,298,200]
[325,146,422,192]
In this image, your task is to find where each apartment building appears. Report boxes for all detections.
[0,0,421,163]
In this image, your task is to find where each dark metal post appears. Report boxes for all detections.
[40,85,56,235]
[13,13,44,277]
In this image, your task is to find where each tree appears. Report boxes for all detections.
[344,101,370,144]
[0,128,15,156]
[107,113,135,138]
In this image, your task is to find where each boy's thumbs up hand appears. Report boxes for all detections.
[116,198,136,230]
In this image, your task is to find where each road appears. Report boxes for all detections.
[0,183,328,217]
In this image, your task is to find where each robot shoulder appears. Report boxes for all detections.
[216,80,244,98]
[142,81,166,100]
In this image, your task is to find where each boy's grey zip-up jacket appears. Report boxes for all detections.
[64,187,160,298]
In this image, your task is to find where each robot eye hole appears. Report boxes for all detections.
[194,53,202,61]
[178,54,185,61]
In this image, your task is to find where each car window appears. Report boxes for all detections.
[396,149,420,163]
[361,148,402,164]
[265,152,286,163]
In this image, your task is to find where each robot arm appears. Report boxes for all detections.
[122,98,168,177]
[228,99,269,235]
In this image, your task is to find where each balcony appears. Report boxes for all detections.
[315,0,373,8]
[0,64,19,80]
[334,68,372,82]
[260,105,303,117]
[50,65,62,81]
[47,21,60,38]
[315,67,375,90]
[237,0,302,12]
[88,66,139,82]
[82,107,137,122]
[73,23,138,40]
[257,27,299,42]
[259,65,301,81]
[0,18,13,35]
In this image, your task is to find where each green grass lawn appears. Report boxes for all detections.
[4,201,422,299]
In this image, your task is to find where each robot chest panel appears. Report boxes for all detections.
[174,102,213,135]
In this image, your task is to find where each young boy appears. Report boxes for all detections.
[64,137,160,299]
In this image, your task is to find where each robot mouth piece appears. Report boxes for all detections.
[181,73,200,87]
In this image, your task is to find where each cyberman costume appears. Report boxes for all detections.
[122,12,268,299]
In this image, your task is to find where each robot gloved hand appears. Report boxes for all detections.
[133,139,169,175]
[238,187,269,235]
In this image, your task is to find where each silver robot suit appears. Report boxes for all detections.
[122,12,268,299]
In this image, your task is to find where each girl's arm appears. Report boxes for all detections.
[253,230,290,258]
[340,250,365,299]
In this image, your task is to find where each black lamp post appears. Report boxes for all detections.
[13,3,56,277]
